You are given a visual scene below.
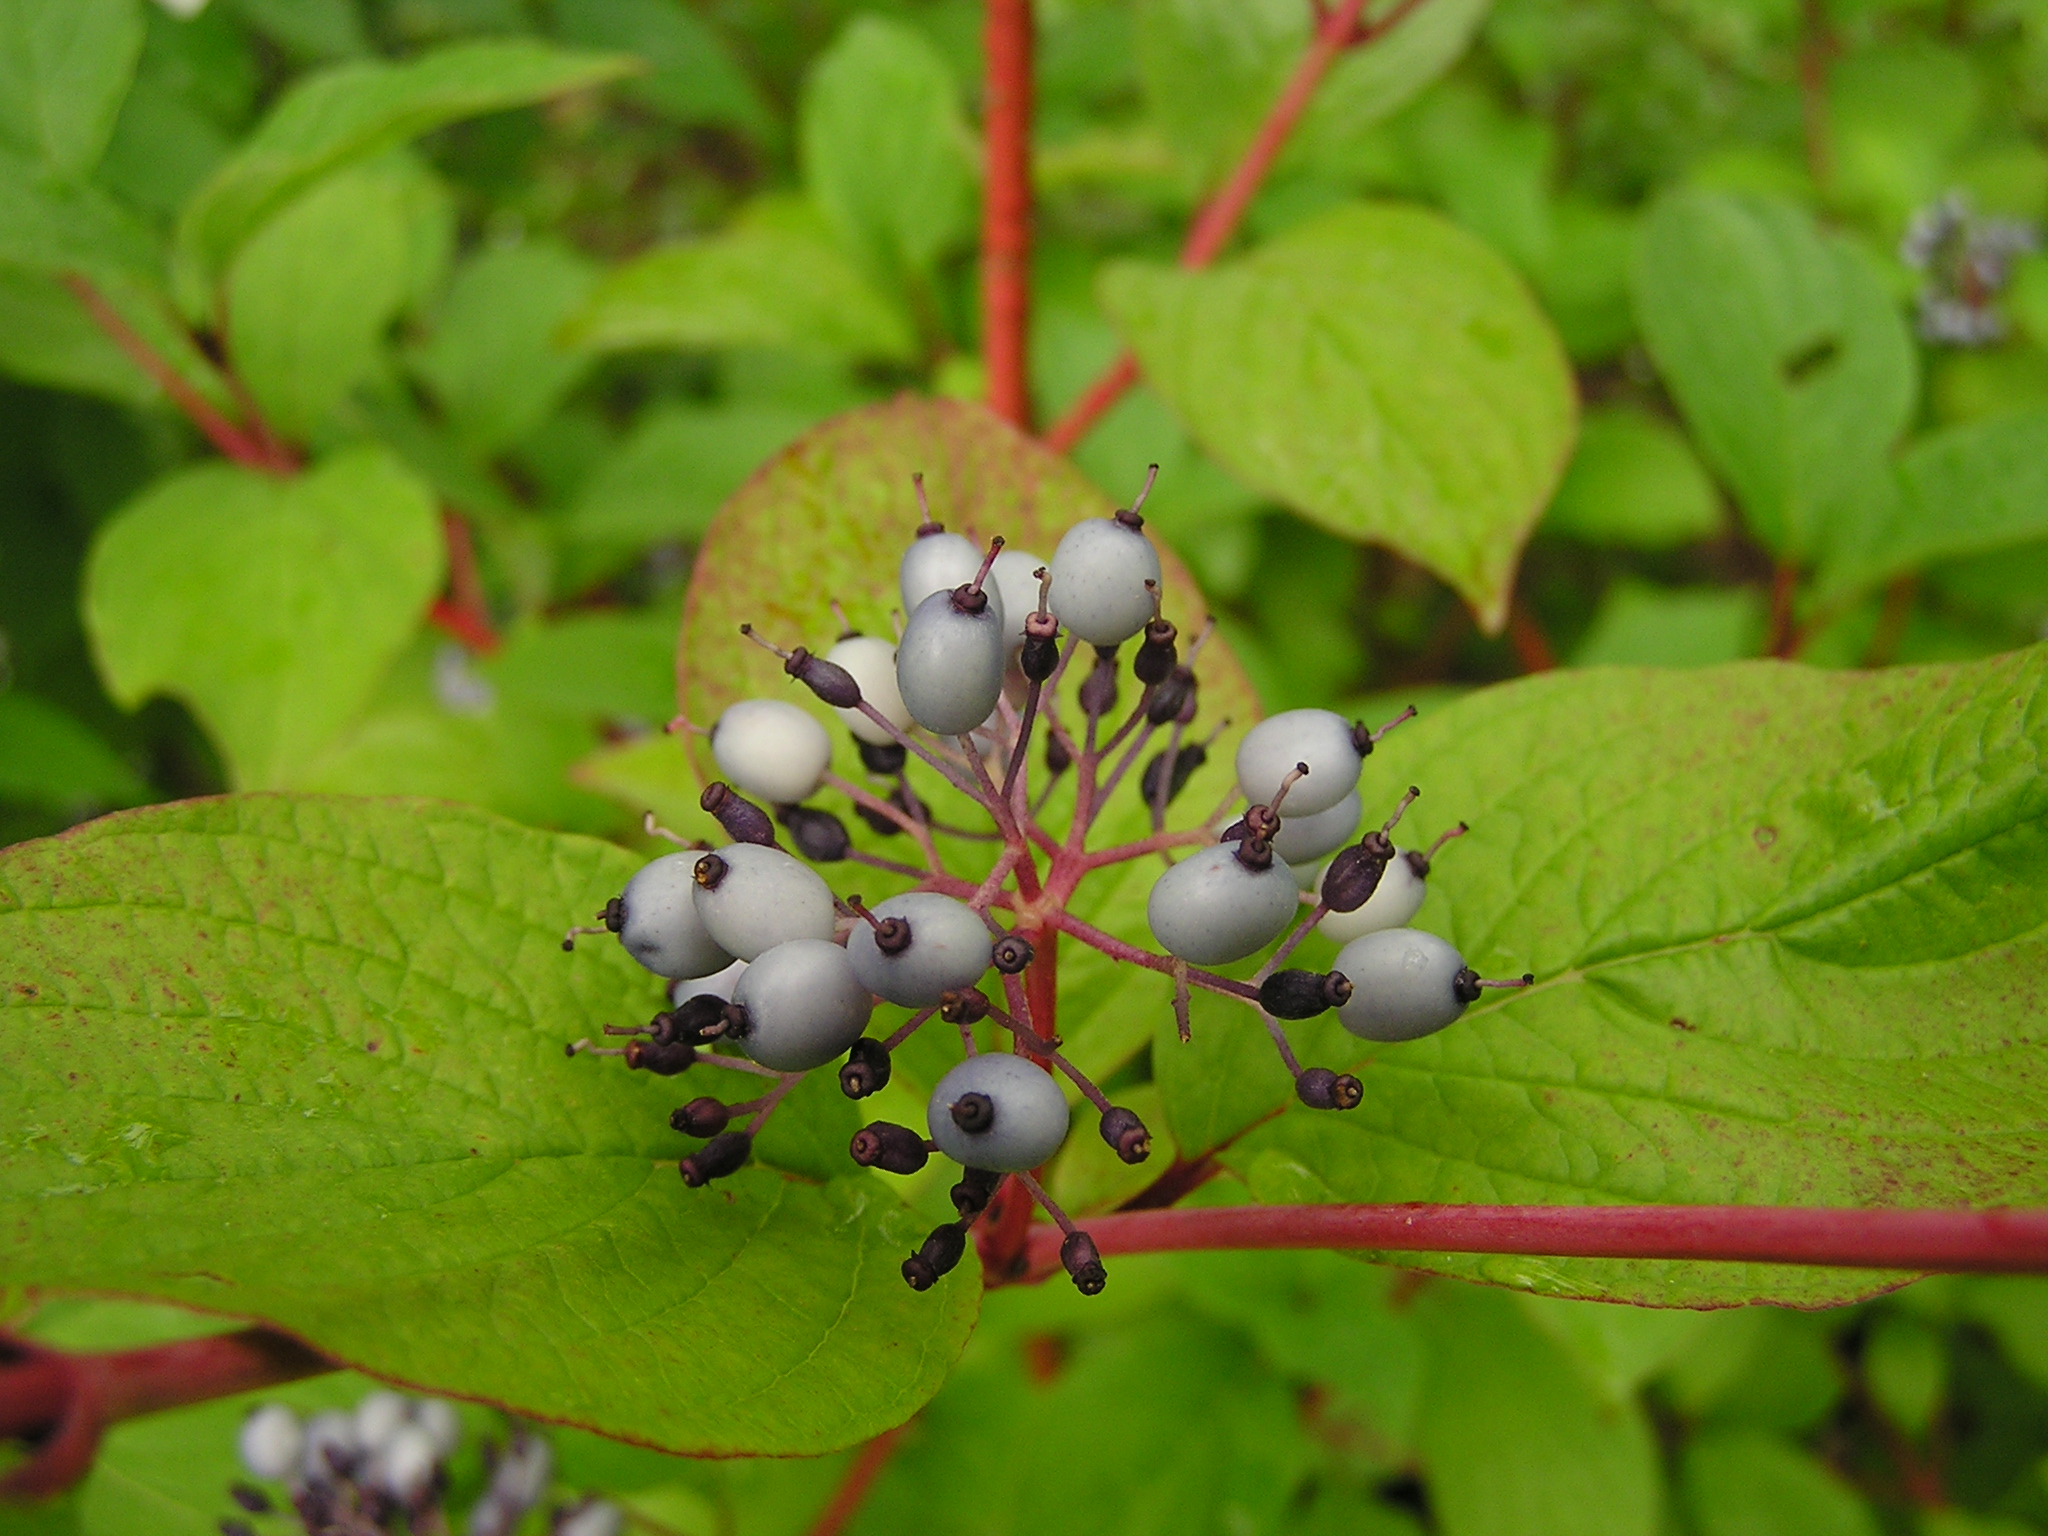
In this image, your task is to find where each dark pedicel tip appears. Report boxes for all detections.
[839,1037,892,1099]
[918,1222,967,1277]
[950,1165,1003,1216]
[850,1121,930,1175]
[938,988,990,1025]
[1079,651,1119,718]
[902,1253,938,1290]
[1020,630,1060,682]
[229,1485,272,1515]
[949,1091,996,1134]
[991,934,1035,974]
[680,1130,752,1187]
[1140,741,1208,807]
[601,897,625,932]
[1231,834,1275,872]
[1295,1068,1363,1111]
[625,1039,698,1075]
[671,1096,731,1137]
[1145,665,1196,727]
[858,738,908,775]
[778,804,852,861]
[692,853,728,890]
[1098,1106,1152,1165]
[1258,969,1352,1020]
[700,782,776,846]
[787,648,863,709]
[1061,1230,1107,1295]
[1044,733,1072,774]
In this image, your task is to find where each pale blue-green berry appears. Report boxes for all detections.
[1332,928,1466,1042]
[669,957,746,1008]
[1235,708,1360,817]
[1318,852,1426,943]
[731,938,873,1071]
[824,633,910,745]
[238,1404,303,1483]
[353,1391,410,1454]
[900,528,987,615]
[690,843,836,961]
[1273,788,1361,877]
[1145,841,1299,965]
[928,1053,1070,1171]
[990,547,1047,647]
[711,698,832,805]
[366,1423,439,1504]
[300,1410,359,1484]
[846,891,992,1006]
[618,852,736,979]
[1047,517,1160,646]
[897,587,1007,735]
[413,1399,460,1458]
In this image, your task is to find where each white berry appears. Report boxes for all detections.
[711,698,832,805]
[301,1410,359,1484]
[1047,518,1161,647]
[1235,708,1361,817]
[353,1390,411,1454]
[618,853,736,979]
[900,528,986,616]
[1145,842,1300,965]
[557,1502,626,1536]
[1332,928,1468,1042]
[896,588,1007,736]
[927,1053,1070,1171]
[690,843,836,961]
[238,1404,303,1483]
[413,1399,461,1458]
[823,634,910,745]
[1318,852,1426,943]
[990,547,1047,647]
[366,1423,439,1504]
[846,892,992,1006]
[1272,788,1361,871]
[732,938,874,1071]
[669,957,747,1007]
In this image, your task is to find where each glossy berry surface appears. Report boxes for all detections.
[238,1404,303,1483]
[619,853,736,979]
[668,957,747,1007]
[711,698,832,806]
[824,633,910,745]
[1234,708,1361,816]
[1319,851,1426,942]
[1047,517,1161,646]
[690,843,836,961]
[989,547,1046,646]
[731,938,874,1071]
[1331,927,1468,1041]
[927,1052,1071,1171]
[846,891,993,1006]
[899,528,986,616]
[1272,787,1362,871]
[896,587,1007,735]
[1146,841,1300,964]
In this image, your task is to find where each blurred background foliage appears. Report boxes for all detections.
[5,0,2048,1530]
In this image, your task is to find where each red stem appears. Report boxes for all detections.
[1506,593,1556,673]
[1042,0,1428,452]
[804,1424,907,1536]
[0,1327,334,1498]
[61,274,292,475]
[982,0,1034,429]
[429,510,501,654]
[1016,1203,2048,1284]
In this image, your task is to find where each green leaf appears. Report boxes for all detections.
[798,15,975,289]
[1543,404,1724,548]
[553,0,772,138]
[1815,407,2048,603]
[0,690,148,814]
[1663,1308,1844,1430]
[1511,1291,1709,1405]
[1099,201,1578,632]
[0,267,156,404]
[1629,190,1917,558]
[0,144,158,282]
[563,402,819,550]
[1195,645,2048,1306]
[172,39,637,314]
[0,794,978,1455]
[0,0,146,177]
[1682,1430,1879,1536]
[1569,579,1765,668]
[97,74,235,219]
[1862,1312,1947,1436]
[1298,0,1494,166]
[83,447,444,788]
[563,197,915,362]
[225,161,416,442]
[409,236,598,453]
[1416,1284,1660,1536]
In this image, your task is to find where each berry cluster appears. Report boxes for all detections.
[564,468,1531,1296]
[1900,190,2040,347]
[232,1390,617,1536]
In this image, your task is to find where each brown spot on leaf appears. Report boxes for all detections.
[1670,1017,1695,1032]
[1753,826,1777,849]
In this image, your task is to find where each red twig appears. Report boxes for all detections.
[1766,561,1800,658]
[982,0,1034,429]
[0,1327,334,1498]
[430,510,500,654]
[1042,0,1429,452]
[1017,1204,2048,1284]
[1506,594,1556,672]
[61,274,291,474]
[804,1424,907,1536]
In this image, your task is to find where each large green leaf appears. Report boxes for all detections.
[0,143,158,283]
[798,15,975,290]
[172,39,636,314]
[1542,404,1724,549]
[0,0,145,178]
[555,0,773,138]
[1169,645,2048,1306]
[225,161,415,443]
[0,795,978,1455]
[563,196,916,362]
[1629,190,1917,559]
[1099,201,1577,632]
[0,267,156,405]
[1815,407,2048,603]
[1682,1430,1880,1536]
[82,447,444,789]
